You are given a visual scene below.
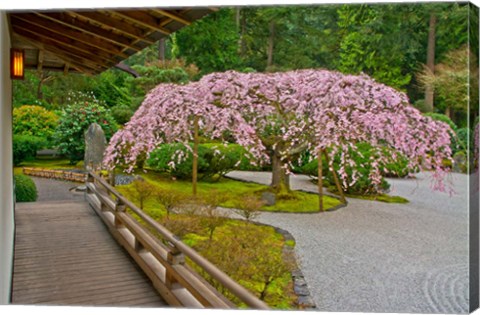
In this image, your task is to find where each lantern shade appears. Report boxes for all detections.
[10,48,25,80]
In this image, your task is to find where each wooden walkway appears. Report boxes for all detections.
[12,198,167,307]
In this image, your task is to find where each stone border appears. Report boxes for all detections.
[248,220,317,310]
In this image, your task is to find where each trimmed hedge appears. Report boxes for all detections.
[423,113,457,131]
[146,143,261,180]
[13,135,46,166]
[14,174,38,202]
[300,143,411,195]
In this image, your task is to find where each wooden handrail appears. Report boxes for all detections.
[86,171,269,310]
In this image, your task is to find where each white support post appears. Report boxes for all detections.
[0,11,14,304]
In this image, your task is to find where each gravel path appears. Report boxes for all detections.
[226,171,469,313]
[31,177,85,202]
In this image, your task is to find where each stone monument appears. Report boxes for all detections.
[84,123,106,172]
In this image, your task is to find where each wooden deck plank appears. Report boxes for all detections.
[12,199,167,307]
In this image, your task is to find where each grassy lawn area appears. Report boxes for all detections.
[121,183,298,308]
[137,171,341,213]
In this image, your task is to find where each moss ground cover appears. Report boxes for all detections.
[119,185,297,308]
[138,171,341,213]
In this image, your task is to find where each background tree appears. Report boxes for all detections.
[124,178,155,210]
[417,46,477,119]
[175,9,243,75]
[54,92,117,164]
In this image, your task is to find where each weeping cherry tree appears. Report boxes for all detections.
[105,70,453,210]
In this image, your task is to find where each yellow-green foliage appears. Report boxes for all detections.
[117,176,299,308]
[13,105,58,141]
[126,171,341,213]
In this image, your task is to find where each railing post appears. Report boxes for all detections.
[166,246,185,288]
[114,199,126,228]
[86,172,94,195]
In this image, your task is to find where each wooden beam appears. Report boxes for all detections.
[154,9,191,25]
[110,10,171,35]
[11,17,120,65]
[25,64,80,73]
[69,11,155,44]
[37,50,44,72]
[115,63,140,78]
[34,12,141,52]
[13,30,105,74]
[12,13,129,58]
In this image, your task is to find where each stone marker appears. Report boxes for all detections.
[261,191,276,206]
[84,123,106,172]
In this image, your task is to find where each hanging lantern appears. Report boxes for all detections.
[10,48,25,80]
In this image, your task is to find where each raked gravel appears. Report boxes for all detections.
[225,171,470,313]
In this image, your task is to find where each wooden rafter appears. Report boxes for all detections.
[15,38,96,74]
[68,11,155,44]
[34,12,141,52]
[9,8,216,75]
[154,9,192,25]
[12,14,129,59]
[11,21,119,66]
[110,10,171,35]
[13,29,106,74]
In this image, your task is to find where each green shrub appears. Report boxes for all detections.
[413,99,429,113]
[111,104,134,125]
[146,143,260,180]
[380,147,411,178]
[300,143,400,195]
[54,96,117,164]
[14,174,38,202]
[456,127,470,151]
[13,135,46,166]
[13,105,59,145]
[130,66,190,94]
[423,113,457,131]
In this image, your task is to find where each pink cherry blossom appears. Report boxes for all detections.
[104,70,453,192]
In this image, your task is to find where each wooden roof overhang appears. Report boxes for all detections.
[8,8,216,75]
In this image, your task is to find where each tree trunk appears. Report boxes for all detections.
[238,8,247,57]
[270,146,290,192]
[445,106,452,119]
[37,71,44,100]
[318,148,324,212]
[267,21,275,68]
[235,7,241,29]
[192,116,199,196]
[425,13,436,112]
[158,38,166,66]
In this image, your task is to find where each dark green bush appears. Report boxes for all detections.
[456,128,470,151]
[13,135,46,166]
[14,174,38,202]
[300,143,408,195]
[380,148,411,178]
[423,113,465,154]
[111,104,134,125]
[147,143,210,179]
[146,143,260,180]
[413,99,429,113]
[423,113,457,131]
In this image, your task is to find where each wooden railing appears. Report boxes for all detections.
[23,167,86,182]
[85,171,269,310]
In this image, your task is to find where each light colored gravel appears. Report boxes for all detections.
[226,171,470,313]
